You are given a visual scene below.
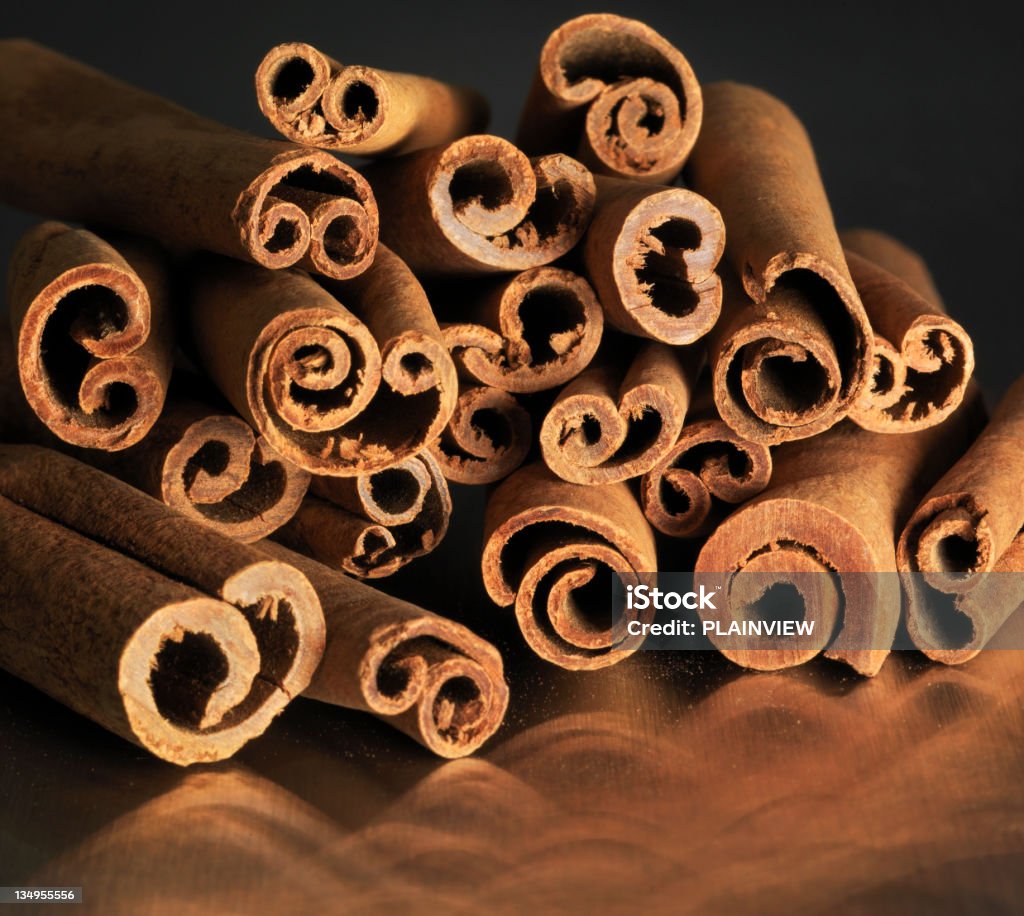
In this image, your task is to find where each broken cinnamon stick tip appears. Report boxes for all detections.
[520,14,702,184]
[7,222,172,451]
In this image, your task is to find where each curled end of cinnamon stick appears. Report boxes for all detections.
[430,385,532,485]
[443,267,604,393]
[8,223,172,451]
[640,419,772,537]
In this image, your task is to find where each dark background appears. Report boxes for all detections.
[4,0,1021,402]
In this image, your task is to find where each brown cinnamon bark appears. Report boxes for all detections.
[256,42,489,156]
[687,83,872,443]
[0,445,324,765]
[6,222,173,450]
[0,40,378,280]
[482,462,658,669]
[276,450,451,578]
[516,14,703,184]
[694,395,981,676]
[581,177,725,343]
[841,229,974,432]
[640,389,772,538]
[188,245,456,475]
[539,342,699,485]
[898,377,1024,663]
[429,384,532,485]
[362,135,596,275]
[261,542,508,758]
[440,267,603,393]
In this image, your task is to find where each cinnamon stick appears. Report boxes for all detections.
[516,14,702,184]
[0,40,378,280]
[539,342,699,485]
[841,229,975,432]
[256,42,489,156]
[482,462,658,669]
[687,83,872,443]
[188,245,456,476]
[362,135,596,275]
[694,396,981,676]
[276,450,451,578]
[0,445,325,765]
[6,222,173,450]
[640,388,772,538]
[581,177,725,344]
[440,266,604,393]
[898,377,1024,663]
[261,542,509,758]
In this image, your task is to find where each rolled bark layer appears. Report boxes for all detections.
[6,222,173,450]
[0,40,378,280]
[363,135,596,275]
[694,398,980,676]
[516,14,703,184]
[189,246,456,476]
[841,229,974,432]
[482,463,658,669]
[581,177,724,344]
[641,394,772,538]
[441,267,603,393]
[429,384,532,485]
[256,41,489,156]
[539,343,698,485]
[263,542,509,758]
[898,378,1024,663]
[687,83,872,444]
[0,445,325,765]
[277,450,451,578]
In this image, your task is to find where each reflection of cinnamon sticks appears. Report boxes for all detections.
[440,267,603,392]
[842,229,974,432]
[277,450,451,578]
[256,42,489,156]
[0,41,378,280]
[263,543,508,758]
[189,246,456,476]
[517,14,702,184]
[7,222,173,450]
[581,178,724,344]
[0,446,324,764]
[688,83,872,443]
[363,135,596,275]
[694,397,981,676]
[898,377,1024,663]
[482,463,657,669]
[539,343,698,485]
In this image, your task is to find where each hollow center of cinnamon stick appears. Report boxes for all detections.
[369,467,423,516]
[432,676,483,738]
[637,218,702,318]
[450,160,515,213]
[340,81,378,122]
[148,631,230,730]
[934,534,981,576]
[272,57,316,101]
[517,286,587,364]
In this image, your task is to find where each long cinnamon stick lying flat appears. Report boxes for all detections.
[841,229,975,432]
[0,445,325,765]
[260,542,508,758]
[539,342,699,485]
[256,42,489,156]
[189,245,456,476]
[276,450,451,578]
[429,384,532,485]
[694,396,981,676]
[7,222,173,450]
[482,462,658,669]
[363,135,596,275]
[0,40,378,280]
[640,388,772,538]
[440,267,603,393]
[516,14,702,184]
[898,377,1024,663]
[581,177,725,344]
[687,83,872,443]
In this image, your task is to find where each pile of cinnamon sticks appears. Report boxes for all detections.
[0,14,1020,765]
